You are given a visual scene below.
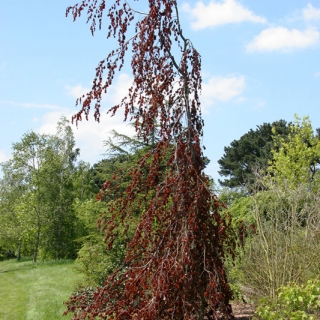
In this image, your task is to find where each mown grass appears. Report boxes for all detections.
[0,258,83,320]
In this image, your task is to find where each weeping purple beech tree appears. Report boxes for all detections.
[64,1,235,319]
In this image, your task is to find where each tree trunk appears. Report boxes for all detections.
[56,213,62,260]
[17,239,21,261]
[33,225,41,263]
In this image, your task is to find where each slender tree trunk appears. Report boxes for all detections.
[33,223,41,263]
[56,210,62,260]
[17,239,21,261]
[56,177,64,260]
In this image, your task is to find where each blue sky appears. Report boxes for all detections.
[1,0,320,182]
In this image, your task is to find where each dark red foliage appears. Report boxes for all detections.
[64,1,235,319]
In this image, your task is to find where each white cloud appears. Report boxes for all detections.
[36,109,135,165]
[247,27,320,52]
[0,151,9,163]
[0,101,60,110]
[37,73,135,165]
[201,75,246,110]
[108,73,133,105]
[65,73,133,104]
[182,0,266,30]
[36,110,69,136]
[65,84,90,99]
[303,3,320,21]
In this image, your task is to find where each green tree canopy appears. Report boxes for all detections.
[218,120,291,189]
[0,116,85,261]
[269,115,320,188]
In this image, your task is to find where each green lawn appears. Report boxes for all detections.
[0,258,83,320]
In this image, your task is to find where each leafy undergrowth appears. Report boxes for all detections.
[0,258,83,320]
[254,280,320,320]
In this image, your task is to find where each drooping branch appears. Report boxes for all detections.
[65,1,235,319]
[67,0,203,149]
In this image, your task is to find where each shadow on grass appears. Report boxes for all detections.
[0,258,75,274]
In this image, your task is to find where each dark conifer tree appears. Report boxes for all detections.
[218,120,291,189]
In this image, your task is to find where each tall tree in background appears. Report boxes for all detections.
[218,120,291,189]
[9,132,51,262]
[65,0,234,319]
[0,117,83,261]
[0,160,28,261]
[40,117,80,259]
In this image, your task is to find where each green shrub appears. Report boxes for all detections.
[75,235,126,286]
[254,279,320,319]
[0,246,16,261]
[240,178,320,300]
